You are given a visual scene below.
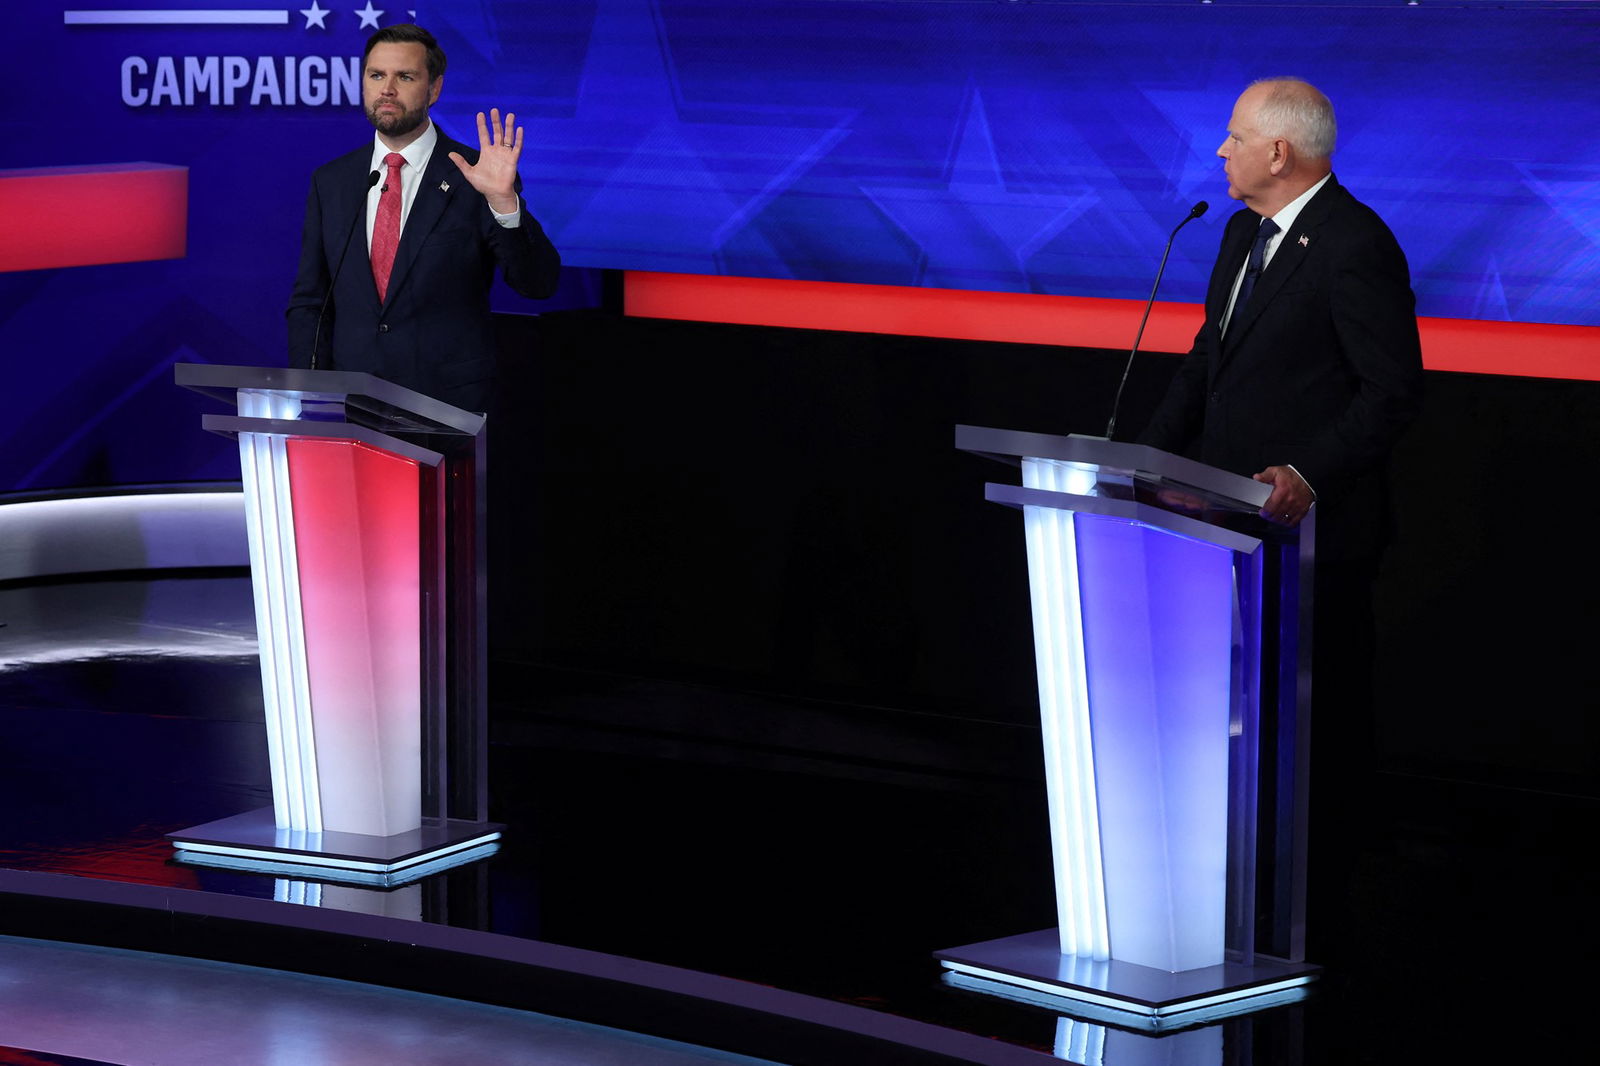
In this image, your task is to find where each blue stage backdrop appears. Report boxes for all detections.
[3,1,1597,492]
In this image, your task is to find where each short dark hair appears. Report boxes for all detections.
[364,24,446,81]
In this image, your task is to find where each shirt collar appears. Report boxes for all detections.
[1266,171,1331,242]
[370,119,437,172]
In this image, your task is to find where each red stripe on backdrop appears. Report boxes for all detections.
[624,271,1600,382]
[0,163,188,273]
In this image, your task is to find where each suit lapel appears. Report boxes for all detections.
[331,153,380,310]
[1220,177,1343,354]
[1205,211,1256,382]
[1210,214,1255,336]
[381,138,465,309]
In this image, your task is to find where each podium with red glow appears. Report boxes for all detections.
[938,426,1319,1027]
[168,364,499,886]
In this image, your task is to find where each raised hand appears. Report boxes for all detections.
[447,108,522,215]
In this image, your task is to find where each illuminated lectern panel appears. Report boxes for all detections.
[939,426,1315,1025]
[168,364,499,886]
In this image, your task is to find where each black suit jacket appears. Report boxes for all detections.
[1138,176,1423,561]
[286,131,561,413]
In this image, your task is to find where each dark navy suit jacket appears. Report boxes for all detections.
[1138,176,1424,561]
[286,131,561,413]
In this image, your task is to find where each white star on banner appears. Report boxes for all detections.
[300,1,330,29]
[354,2,383,30]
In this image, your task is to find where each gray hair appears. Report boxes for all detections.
[1250,78,1337,160]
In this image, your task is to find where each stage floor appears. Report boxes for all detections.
[0,933,784,1066]
[1,572,1595,1064]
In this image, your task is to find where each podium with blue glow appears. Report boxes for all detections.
[939,426,1319,1028]
[168,364,501,886]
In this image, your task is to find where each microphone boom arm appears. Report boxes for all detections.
[1103,200,1208,440]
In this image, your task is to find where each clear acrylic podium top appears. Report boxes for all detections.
[176,363,486,440]
[955,424,1311,560]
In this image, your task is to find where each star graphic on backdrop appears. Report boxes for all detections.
[1507,161,1600,320]
[859,89,1097,289]
[300,1,329,30]
[1142,86,1234,208]
[1469,256,1512,322]
[1518,162,1600,249]
[444,0,854,274]
[354,2,383,30]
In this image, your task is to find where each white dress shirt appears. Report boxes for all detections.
[1221,172,1332,335]
[365,120,519,252]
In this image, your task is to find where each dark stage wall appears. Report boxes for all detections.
[487,309,1599,797]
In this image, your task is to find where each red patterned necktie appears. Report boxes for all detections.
[370,151,406,300]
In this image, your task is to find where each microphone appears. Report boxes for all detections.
[1103,200,1208,440]
[309,169,381,371]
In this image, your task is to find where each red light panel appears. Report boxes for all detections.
[625,271,1600,382]
[0,162,188,273]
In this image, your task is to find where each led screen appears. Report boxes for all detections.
[3,1,1595,491]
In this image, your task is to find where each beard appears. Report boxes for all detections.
[366,102,427,139]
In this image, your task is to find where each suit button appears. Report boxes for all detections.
[377,324,390,333]
[1208,391,1219,403]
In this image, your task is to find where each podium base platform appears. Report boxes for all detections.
[935,930,1318,1031]
[168,807,503,888]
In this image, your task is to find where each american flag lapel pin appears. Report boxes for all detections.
[1298,234,1309,248]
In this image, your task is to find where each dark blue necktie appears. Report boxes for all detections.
[1233,216,1280,320]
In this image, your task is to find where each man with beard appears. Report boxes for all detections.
[286,23,560,413]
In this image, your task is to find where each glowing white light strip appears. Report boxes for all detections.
[173,832,502,873]
[264,401,308,827]
[181,842,500,887]
[237,393,292,829]
[64,10,290,25]
[267,429,314,829]
[1022,487,1072,945]
[942,960,1157,1015]
[265,393,322,834]
[1022,458,1109,961]
[1055,465,1109,963]
[940,960,1314,1018]
[264,398,310,819]
[238,389,321,834]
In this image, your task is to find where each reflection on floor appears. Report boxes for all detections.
[2,574,1597,1064]
[0,935,779,1066]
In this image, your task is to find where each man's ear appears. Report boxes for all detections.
[1268,138,1289,176]
[429,75,443,107]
